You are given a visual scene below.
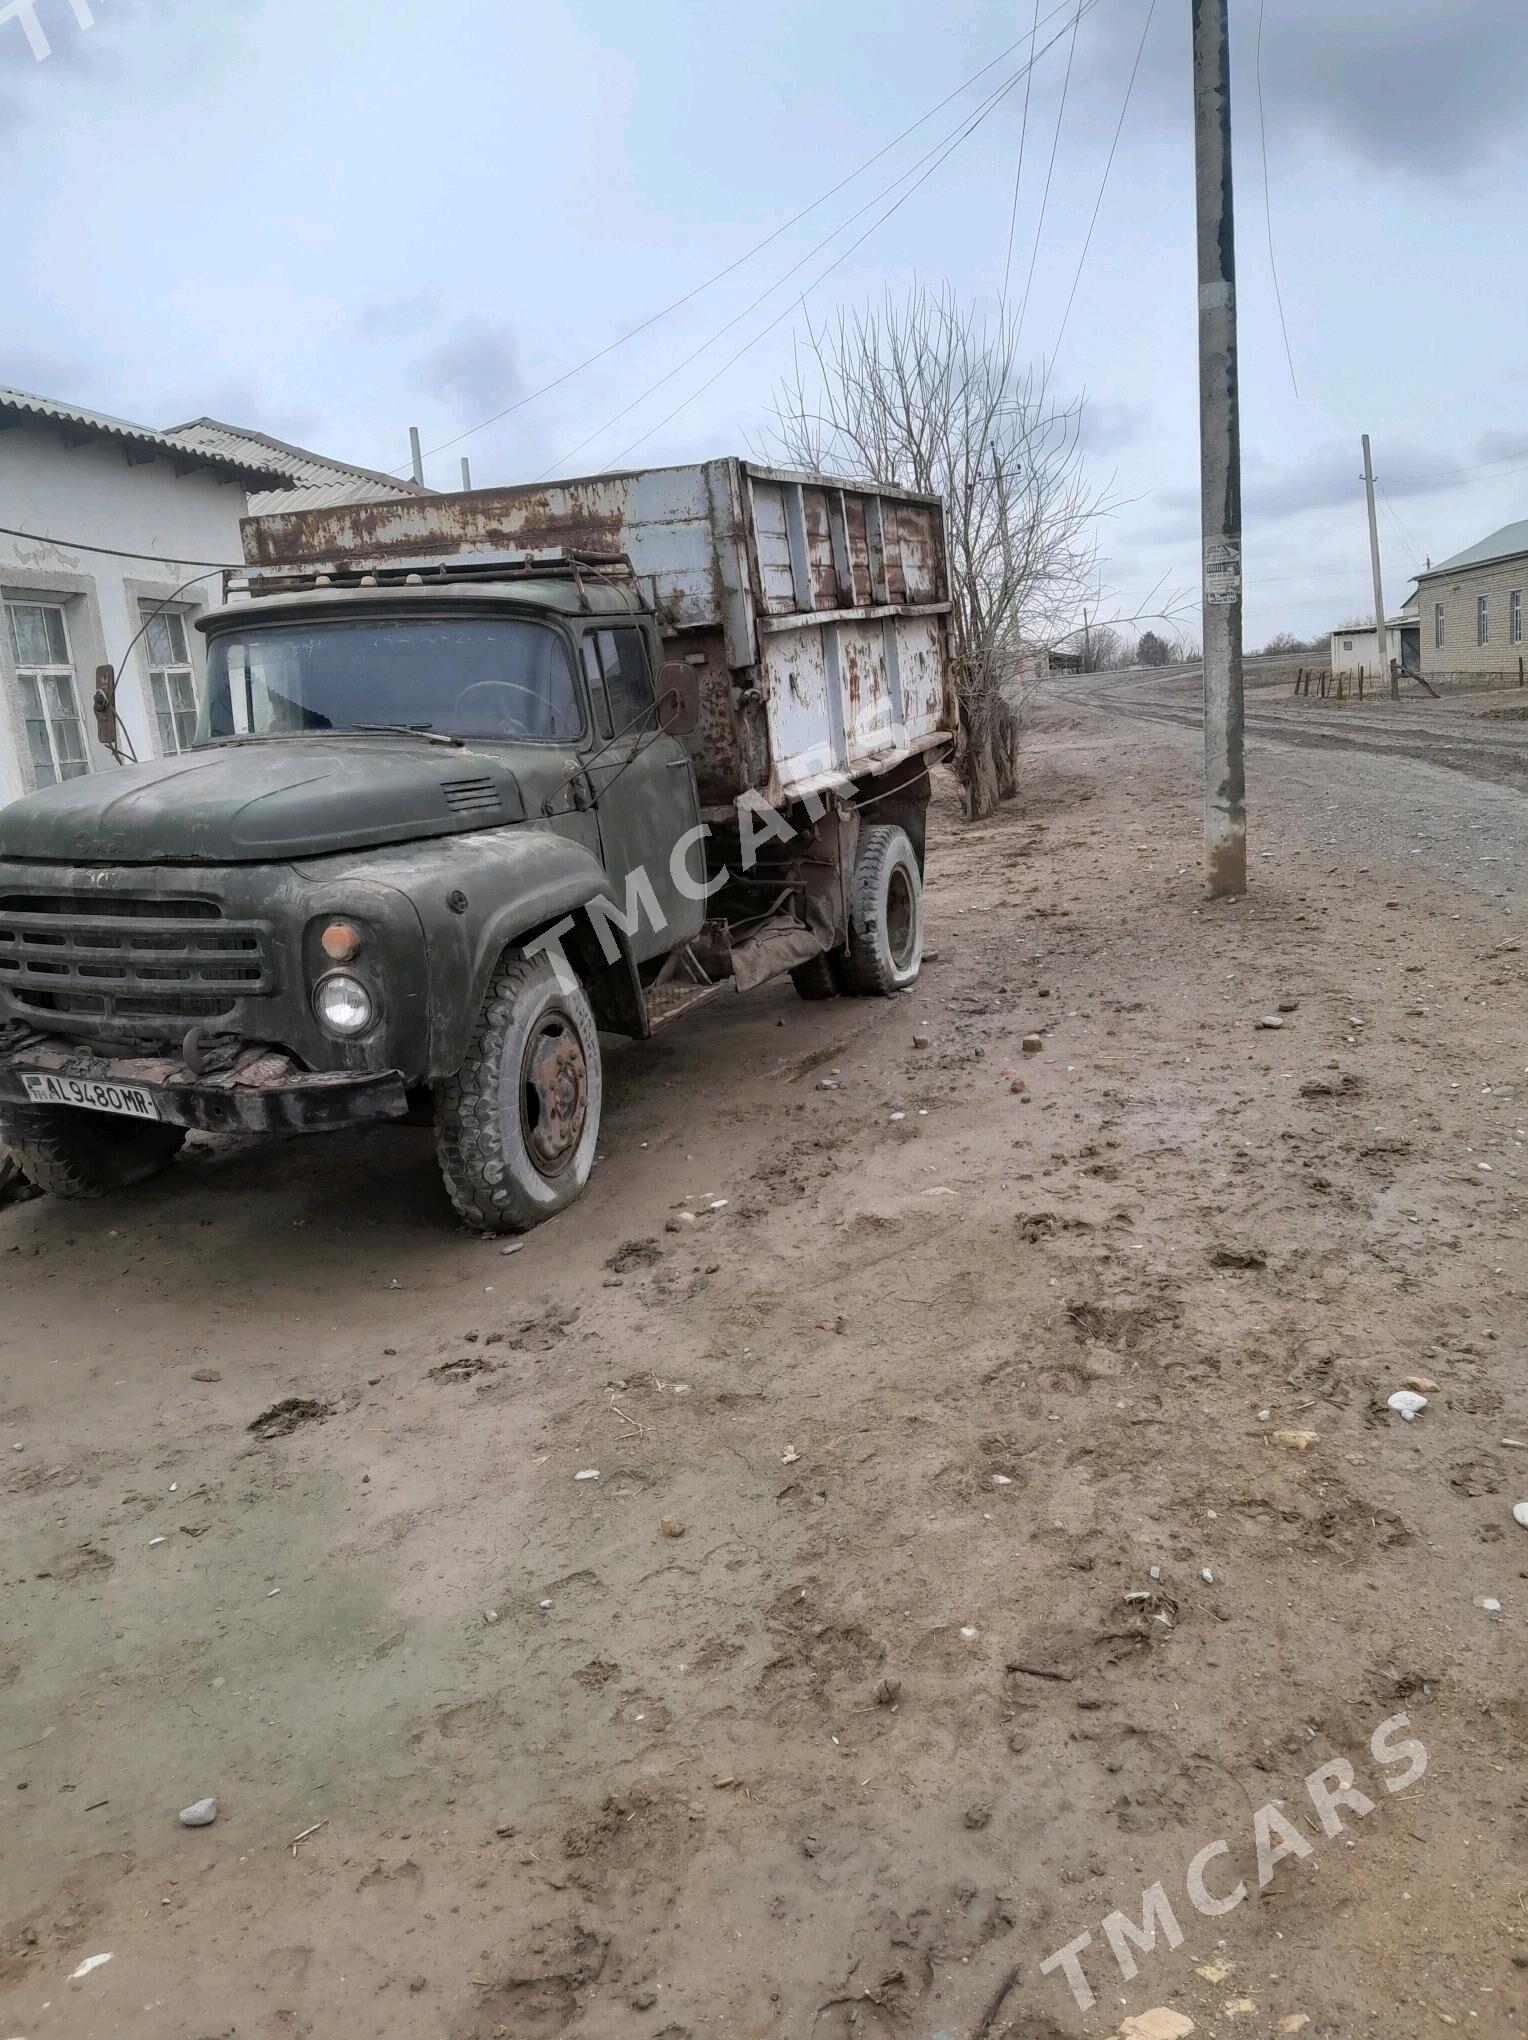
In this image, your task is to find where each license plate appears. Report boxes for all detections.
[20,1072,161,1121]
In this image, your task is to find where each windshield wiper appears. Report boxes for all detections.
[354,722,464,748]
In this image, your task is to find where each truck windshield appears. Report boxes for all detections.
[200,615,583,744]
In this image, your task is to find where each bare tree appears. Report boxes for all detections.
[765,285,1109,818]
[1078,621,1126,672]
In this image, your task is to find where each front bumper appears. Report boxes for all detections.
[0,1032,409,1136]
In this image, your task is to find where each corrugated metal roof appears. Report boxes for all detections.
[1421,519,1528,579]
[0,386,289,486]
[168,418,431,509]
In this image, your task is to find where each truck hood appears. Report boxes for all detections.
[0,739,529,864]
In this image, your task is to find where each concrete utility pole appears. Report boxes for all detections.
[408,426,424,488]
[1191,0,1246,899]
[460,456,473,490]
[1361,434,1397,699]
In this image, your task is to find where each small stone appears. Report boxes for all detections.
[574,1468,600,1481]
[1010,1077,1026,1095]
[912,1032,930,1049]
[500,1242,523,1256]
[1021,1033,1044,1054]
[1512,1501,1528,1530]
[1473,1596,1502,1613]
[1405,1375,1440,1394]
[630,1987,658,2011]
[1117,2013,1195,2040]
[1278,999,1299,1013]
[659,1516,685,1538]
[1386,1390,1428,1421]
[1201,1568,1215,1584]
[190,1368,221,1383]
[963,1801,991,1829]
[816,1078,839,1091]
[1256,1015,1284,1030]
[1278,2020,1311,2035]
[874,1676,902,1707]
[1271,1430,1319,1451]
[178,1797,218,1827]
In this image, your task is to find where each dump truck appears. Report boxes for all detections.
[0,458,954,1230]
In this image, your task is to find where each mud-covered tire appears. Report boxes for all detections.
[789,951,848,1001]
[845,823,923,996]
[1,1106,185,1200]
[434,950,603,1234]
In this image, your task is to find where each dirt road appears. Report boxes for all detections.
[3,685,1526,2039]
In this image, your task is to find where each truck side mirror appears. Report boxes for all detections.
[656,661,701,738]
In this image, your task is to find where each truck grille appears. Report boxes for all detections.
[0,893,272,1029]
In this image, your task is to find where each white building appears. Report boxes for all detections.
[0,388,284,810]
[0,391,431,812]
[1329,596,1422,681]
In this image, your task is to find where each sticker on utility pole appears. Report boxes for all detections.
[1204,538,1242,605]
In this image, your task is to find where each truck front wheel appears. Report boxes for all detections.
[845,823,924,995]
[434,951,604,1233]
[2,1106,185,1200]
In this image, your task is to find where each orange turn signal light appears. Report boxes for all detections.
[320,919,362,962]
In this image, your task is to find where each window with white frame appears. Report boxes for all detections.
[141,605,198,754]
[1477,594,1490,646]
[6,599,89,786]
[1434,601,1444,650]
[1512,590,1523,647]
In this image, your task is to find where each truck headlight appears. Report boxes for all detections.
[314,971,375,1037]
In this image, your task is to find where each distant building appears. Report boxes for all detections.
[1329,603,1420,680]
[1412,520,1528,680]
[0,387,285,809]
[167,418,431,517]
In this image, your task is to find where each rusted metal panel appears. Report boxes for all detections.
[241,456,954,807]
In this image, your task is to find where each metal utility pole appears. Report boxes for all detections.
[1191,0,1246,898]
[460,456,473,490]
[408,426,424,488]
[1361,434,1396,699]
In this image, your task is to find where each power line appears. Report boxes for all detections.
[1377,480,1423,564]
[0,524,237,569]
[1013,0,1081,349]
[1255,0,1300,399]
[387,0,1098,476]
[544,2,1102,479]
[999,0,1042,312]
[1385,445,1528,487]
[1051,0,1156,360]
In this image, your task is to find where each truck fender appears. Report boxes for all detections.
[441,838,648,1072]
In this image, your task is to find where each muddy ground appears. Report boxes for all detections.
[2,685,1525,2039]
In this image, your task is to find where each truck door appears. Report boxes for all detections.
[581,625,706,962]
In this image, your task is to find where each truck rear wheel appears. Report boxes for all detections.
[434,950,603,1234]
[846,823,923,995]
[2,1106,185,1200]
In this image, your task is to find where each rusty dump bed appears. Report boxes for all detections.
[241,459,954,809]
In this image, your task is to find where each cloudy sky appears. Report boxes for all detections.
[4,0,1527,647]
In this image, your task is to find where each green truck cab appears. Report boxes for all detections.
[0,460,953,1232]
